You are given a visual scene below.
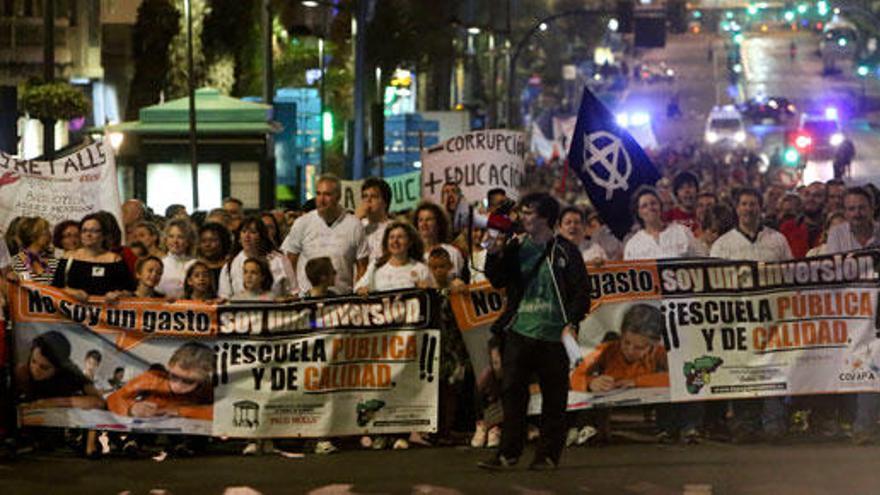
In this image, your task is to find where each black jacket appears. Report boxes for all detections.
[485,234,590,336]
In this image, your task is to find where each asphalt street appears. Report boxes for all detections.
[2,438,879,495]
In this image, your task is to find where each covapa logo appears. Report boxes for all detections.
[683,355,724,394]
[233,400,260,428]
[356,399,386,427]
[842,341,880,382]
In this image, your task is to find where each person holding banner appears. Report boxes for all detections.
[624,186,707,261]
[478,192,589,471]
[158,219,198,299]
[282,174,369,296]
[625,186,706,443]
[823,186,880,444]
[9,217,59,284]
[52,220,81,258]
[711,187,793,443]
[52,212,136,302]
[355,222,433,294]
[219,216,296,299]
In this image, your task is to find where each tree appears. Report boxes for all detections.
[126,0,181,121]
[165,0,211,99]
[202,0,262,96]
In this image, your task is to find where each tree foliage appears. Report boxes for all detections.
[126,0,180,120]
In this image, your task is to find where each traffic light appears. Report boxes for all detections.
[858,65,870,77]
[734,33,744,44]
[783,147,800,166]
[838,37,848,47]
[818,1,829,16]
[784,11,794,22]
[797,4,808,14]
[747,4,758,15]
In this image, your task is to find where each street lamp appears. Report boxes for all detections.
[507,9,605,127]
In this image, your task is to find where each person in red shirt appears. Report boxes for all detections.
[779,182,826,258]
[662,171,700,233]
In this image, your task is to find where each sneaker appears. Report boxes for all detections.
[681,428,701,445]
[470,422,488,448]
[656,431,675,444]
[372,436,389,450]
[359,436,373,449]
[242,442,259,456]
[577,426,598,445]
[487,426,502,448]
[314,440,339,455]
[122,439,142,459]
[565,428,578,447]
[477,454,518,471]
[392,438,409,450]
[98,432,111,455]
[529,457,557,471]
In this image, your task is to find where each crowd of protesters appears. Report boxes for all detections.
[1,142,880,462]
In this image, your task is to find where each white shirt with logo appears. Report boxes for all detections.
[824,221,880,254]
[281,210,369,295]
[355,259,434,292]
[710,227,793,262]
[623,223,706,260]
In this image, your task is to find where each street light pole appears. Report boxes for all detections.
[506,9,604,128]
[185,0,199,210]
[352,0,367,180]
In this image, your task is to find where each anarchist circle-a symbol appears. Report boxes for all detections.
[581,131,632,200]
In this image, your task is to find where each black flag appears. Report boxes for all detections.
[566,87,661,240]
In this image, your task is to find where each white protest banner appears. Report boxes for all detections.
[661,252,880,401]
[11,283,440,438]
[0,142,122,235]
[340,171,422,213]
[420,130,526,204]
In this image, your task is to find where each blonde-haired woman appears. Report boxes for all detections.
[11,217,59,283]
[158,218,198,298]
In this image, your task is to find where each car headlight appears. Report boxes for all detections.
[706,131,719,143]
[616,113,630,127]
[830,133,844,146]
[735,131,746,142]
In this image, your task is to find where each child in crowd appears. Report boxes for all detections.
[300,257,341,455]
[235,257,274,301]
[183,261,218,301]
[304,257,337,299]
[134,256,165,299]
[428,248,469,444]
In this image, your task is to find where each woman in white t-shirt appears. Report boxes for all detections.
[158,218,197,298]
[413,202,466,280]
[219,216,296,299]
[356,221,433,294]
[623,186,706,261]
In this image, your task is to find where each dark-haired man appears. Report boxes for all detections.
[662,171,700,232]
[357,177,393,263]
[479,192,590,471]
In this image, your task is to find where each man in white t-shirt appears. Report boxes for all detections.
[824,186,880,444]
[710,188,792,262]
[825,187,880,254]
[710,187,791,442]
[282,174,369,295]
[357,177,392,263]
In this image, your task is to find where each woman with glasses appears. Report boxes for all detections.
[52,212,136,303]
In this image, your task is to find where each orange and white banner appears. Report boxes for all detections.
[10,283,439,437]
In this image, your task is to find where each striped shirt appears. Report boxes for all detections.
[11,251,60,284]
